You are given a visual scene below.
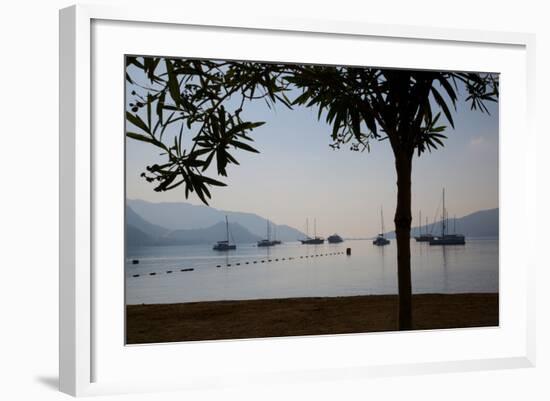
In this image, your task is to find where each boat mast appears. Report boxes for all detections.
[225,215,229,243]
[381,206,385,235]
[419,210,422,235]
[314,218,317,238]
[267,218,270,241]
[441,188,446,237]
[306,218,309,238]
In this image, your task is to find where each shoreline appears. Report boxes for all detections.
[126,293,499,344]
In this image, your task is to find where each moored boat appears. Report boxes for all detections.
[272,225,282,245]
[213,240,236,251]
[373,207,390,246]
[301,237,325,245]
[300,218,325,244]
[429,189,466,246]
[373,234,390,246]
[213,216,237,251]
[414,211,434,242]
[257,218,276,247]
[415,233,434,242]
[430,233,465,245]
[327,234,344,243]
[257,239,276,247]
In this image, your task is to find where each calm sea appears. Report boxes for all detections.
[125,238,498,305]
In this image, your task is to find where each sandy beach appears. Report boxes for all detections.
[126,293,498,344]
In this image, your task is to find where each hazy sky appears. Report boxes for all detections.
[126,62,498,238]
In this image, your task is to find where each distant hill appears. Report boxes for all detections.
[127,199,305,241]
[126,204,169,237]
[126,205,264,247]
[128,199,219,230]
[126,224,157,247]
[383,208,498,238]
[161,221,262,245]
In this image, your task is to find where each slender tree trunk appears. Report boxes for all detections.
[394,151,413,330]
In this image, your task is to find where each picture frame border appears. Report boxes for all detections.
[59,4,536,397]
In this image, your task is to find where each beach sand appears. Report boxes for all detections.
[126,293,498,344]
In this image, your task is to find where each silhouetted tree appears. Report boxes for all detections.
[126,57,498,330]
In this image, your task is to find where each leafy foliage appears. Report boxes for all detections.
[126,57,498,203]
[126,57,291,204]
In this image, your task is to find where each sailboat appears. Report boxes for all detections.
[373,207,390,246]
[429,189,465,245]
[272,224,282,245]
[300,218,325,244]
[414,210,434,242]
[212,216,237,251]
[257,219,276,247]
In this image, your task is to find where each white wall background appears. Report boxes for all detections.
[0,0,547,399]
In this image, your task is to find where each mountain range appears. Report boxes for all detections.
[126,199,499,247]
[383,208,499,239]
[126,199,306,247]
[127,199,305,241]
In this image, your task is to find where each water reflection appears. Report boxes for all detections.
[126,239,498,304]
[375,244,388,285]
[441,245,449,292]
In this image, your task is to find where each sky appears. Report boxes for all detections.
[126,61,499,238]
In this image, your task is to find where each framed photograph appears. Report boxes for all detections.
[59,4,536,396]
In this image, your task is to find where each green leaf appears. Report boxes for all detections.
[225,152,239,166]
[200,175,227,187]
[146,94,152,130]
[226,121,265,136]
[230,140,259,153]
[126,132,155,144]
[351,110,361,140]
[201,150,216,172]
[165,59,182,107]
[147,58,160,83]
[189,175,210,205]
[216,148,228,176]
[156,91,166,125]
[331,111,343,140]
[436,76,458,102]
[126,112,150,133]
[154,171,178,192]
[431,87,455,128]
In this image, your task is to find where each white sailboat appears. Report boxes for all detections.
[300,218,324,244]
[213,216,237,251]
[414,210,434,242]
[373,207,390,246]
[429,188,465,245]
[272,224,282,245]
[257,218,276,247]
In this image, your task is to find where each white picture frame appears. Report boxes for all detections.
[59,4,536,397]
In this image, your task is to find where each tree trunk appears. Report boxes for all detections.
[394,152,413,330]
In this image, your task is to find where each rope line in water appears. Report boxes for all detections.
[129,251,347,279]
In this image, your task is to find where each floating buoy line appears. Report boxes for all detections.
[129,250,349,279]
